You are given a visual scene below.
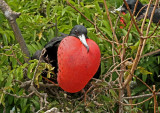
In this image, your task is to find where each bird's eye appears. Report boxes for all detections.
[75,30,78,33]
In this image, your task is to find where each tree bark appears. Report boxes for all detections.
[0,0,30,62]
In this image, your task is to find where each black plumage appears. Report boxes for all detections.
[32,25,101,79]
[121,0,160,23]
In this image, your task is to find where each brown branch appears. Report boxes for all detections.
[123,92,160,99]
[141,49,160,58]
[103,0,119,43]
[42,76,59,86]
[142,35,160,39]
[123,0,159,88]
[29,85,48,109]
[139,0,158,61]
[133,74,153,92]
[121,1,139,106]
[12,48,50,110]
[43,107,59,113]
[153,85,156,113]
[126,84,133,107]
[0,0,30,62]
[135,5,148,19]
[31,48,46,86]
[141,0,152,32]
[103,0,118,66]
[123,0,142,36]
[118,36,126,113]
[3,90,34,98]
[147,21,160,38]
[124,0,139,43]
[145,0,159,35]
[104,58,132,80]
[38,82,58,88]
[119,95,154,106]
[144,35,160,39]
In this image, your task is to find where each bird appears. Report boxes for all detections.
[32,25,101,93]
[121,0,144,17]
[121,0,160,23]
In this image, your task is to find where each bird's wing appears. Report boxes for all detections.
[43,35,67,73]
[44,36,66,49]
[152,8,160,23]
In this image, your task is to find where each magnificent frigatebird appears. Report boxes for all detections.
[32,25,101,93]
[121,0,160,23]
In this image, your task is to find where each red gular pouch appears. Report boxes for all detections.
[120,12,126,29]
[57,36,101,93]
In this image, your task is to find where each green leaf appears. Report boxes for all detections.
[8,95,14,105]
[5,74,13,87]
[138,66,152,75]
[95,2,102,15]
[20,98,28,109]
[3,34,8,46]
[100,27,112,38]
[10,57,17,69]
[0,93,5,106]
[0,69,3,81]
[110,89,118,98]
[62,7,67,16]
[33,30,37,41]
[31,99,40,110]
[27,62,36,79]
[101,61,105,74]
[31,43,39,51]
[22,104,30,113]
[46,3,51,18]
[36,42,43,50]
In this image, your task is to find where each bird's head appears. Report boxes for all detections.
[69,25,89,52]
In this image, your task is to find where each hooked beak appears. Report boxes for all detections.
[78,34,89,52]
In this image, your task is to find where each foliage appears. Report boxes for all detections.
[0,0,160,112]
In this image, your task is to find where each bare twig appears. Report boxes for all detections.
[153,85,156,113]
[120,1,139,107]
[141,0,152,32]
[103,0,119,43]
[135,5,147,19]
[123,92,160,99]
[104,58,132,80]
[42,76,59,86]
[3,90,34,98]
[141,49,160,58]
[133,74,153,92]
[123,0,159,88]
[31,48,46,86]
[119,95,154,106]
[140,0,159,59]
[124,0,139,43]
[147,21,160,38]
[44,107,59,113]
[123,0,142,36]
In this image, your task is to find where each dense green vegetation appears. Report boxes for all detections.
[0,0,160,112]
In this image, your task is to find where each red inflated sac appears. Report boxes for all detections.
[57,36,101,93]
[120,12,126,29]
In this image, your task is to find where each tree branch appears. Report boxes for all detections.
[123,0,159,88]
[0,0,30,62]
[123,92,160,99]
